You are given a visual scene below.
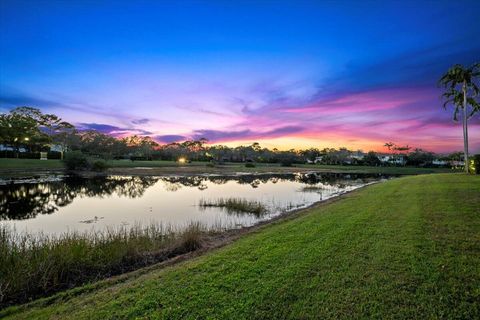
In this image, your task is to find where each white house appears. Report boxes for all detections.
[379,154,406,165]
[314,156,324,163]
[432,159,447,166]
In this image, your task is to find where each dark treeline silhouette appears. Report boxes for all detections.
[0,106,464,167]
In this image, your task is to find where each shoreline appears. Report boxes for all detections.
[0,163,453,180]
[0,180,379,311]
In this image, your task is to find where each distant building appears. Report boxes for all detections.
[350,151,365,161]
[314,156,324,163]
[0,144,26,152]
[450,160,465,167]
[378,154,406,165]
[432,159,448,166]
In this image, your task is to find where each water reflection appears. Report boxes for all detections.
[0,173,395,235]
[0,173,388,221]
[0,176,159,220]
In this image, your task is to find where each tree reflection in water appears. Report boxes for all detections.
[0,176,159,220]
[0,173,389,220]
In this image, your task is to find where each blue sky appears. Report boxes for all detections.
[1,0,479,151]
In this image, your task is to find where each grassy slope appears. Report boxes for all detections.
[3,174,479,319]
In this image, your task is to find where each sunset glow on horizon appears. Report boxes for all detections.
[1,0,479,153]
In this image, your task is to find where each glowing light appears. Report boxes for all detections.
[178,157,187,164]
[24,137,30,141]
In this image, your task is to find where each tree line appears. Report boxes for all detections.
[0,106,468,167]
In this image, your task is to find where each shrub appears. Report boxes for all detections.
[47,151,62,159]
[245,163,256,168]
[91,159,109,171]
[63,151,88,170]
[280,160,293,167]
[18,152,40,159]
[472,154,480,174]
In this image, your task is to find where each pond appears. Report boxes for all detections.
[0,173,393,235]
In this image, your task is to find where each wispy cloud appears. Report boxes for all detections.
[131,118,150,125]
[191,126,305,143]
[154,134,186,143]
[78,123,153,136]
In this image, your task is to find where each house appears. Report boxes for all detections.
[350,151,365,161]
[432,159,447,166]
[378,154,406,165]
[314,156,324,163]
[0,144,27,152]
[449,160,465,167]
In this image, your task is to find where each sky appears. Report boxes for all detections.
[0,0,479,153]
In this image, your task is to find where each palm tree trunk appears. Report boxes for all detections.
[462,81,469,173]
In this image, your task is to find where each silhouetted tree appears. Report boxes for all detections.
[439,63,480,173]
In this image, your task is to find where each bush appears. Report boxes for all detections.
[280,160,293,167]
[245,163,256,168]
[472,154,480,174]
[90,159,109,171]
[18,152,40,159]
[63,151,88,170]
[47,151,62,159]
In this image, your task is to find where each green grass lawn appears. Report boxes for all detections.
[0,158,456,175]
[0,158,63,169]
[2,173,479,319]
[297,163,456,174]
[105,159,208,167]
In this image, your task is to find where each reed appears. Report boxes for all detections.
[199,198,268,216]
[0,222,212,308]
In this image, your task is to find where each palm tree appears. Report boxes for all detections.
[439,63,480,173]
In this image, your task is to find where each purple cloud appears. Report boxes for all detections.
[191,126,305,143]
[78,123,153,136]
[154,134,186,143]
[131,118,150,125]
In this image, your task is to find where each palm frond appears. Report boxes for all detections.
[467,97,480,119]
[453,105,460,121]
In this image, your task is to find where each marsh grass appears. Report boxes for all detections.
[0,222,212,308]
[300,185,327,192]
[199,198,268,216]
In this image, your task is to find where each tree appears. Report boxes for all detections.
[407,148,434,167]
[439,63,480,173]
[364,151,381,166]
[0,107,51,155]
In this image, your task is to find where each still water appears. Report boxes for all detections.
[0,173,391,235]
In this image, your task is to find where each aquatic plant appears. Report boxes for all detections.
[0,222,214,308]
[199,198,268,216]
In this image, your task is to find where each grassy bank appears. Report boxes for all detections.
[0,223,216,308]
[0,158,63,169]
[2,174,479,318]
[0,158,457,176]
[297,163,456,174]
